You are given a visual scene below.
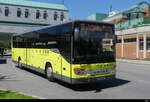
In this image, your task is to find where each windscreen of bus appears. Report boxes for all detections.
[73,22,115,64]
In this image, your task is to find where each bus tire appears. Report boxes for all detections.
[18,57,22,69]
[45,64,55,82]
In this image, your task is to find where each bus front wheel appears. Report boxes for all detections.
[45,64,55,82]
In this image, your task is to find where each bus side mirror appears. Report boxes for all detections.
[51,48,60,53]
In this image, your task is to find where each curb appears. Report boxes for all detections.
[0,88,46,99]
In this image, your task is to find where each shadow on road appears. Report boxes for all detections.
[0,74,18,81]
[0,74,8,81]
[56,78,131,93]
[21,67,131,93]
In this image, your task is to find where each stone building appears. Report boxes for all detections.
[0,0,69,40]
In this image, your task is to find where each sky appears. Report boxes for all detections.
[27,0,150,19]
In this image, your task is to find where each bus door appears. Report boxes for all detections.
[60,35,72,83]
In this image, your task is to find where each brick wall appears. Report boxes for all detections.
[144,8,150,18]
[116,43,122,57]
[123,43,137,58]
[116,34,150,59]
[116,35,137,58]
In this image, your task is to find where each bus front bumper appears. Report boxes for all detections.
[71,75,115,84]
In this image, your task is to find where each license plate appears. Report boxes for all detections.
[89,68,115,75]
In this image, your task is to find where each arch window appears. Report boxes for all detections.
[25,9,29,18]
[43,11,48,19]
[5,7,9,16]
[60,12,65,21]
[17,8,22,17]
[36,10,41,19]
[54,12,58,21]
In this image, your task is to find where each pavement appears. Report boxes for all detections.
[0,58,150,99]
[117,59,150,65]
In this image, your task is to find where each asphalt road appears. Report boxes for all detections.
[0,58,150,99]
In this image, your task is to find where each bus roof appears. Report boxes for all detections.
[13,20,114,36]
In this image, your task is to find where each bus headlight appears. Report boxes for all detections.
[74,68,87,76]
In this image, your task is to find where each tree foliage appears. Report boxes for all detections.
[0,40,11,49]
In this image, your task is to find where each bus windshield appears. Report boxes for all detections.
[73,22,115,64]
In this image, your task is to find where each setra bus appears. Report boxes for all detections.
[12,20,116,84]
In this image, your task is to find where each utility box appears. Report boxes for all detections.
[0,58,7,64]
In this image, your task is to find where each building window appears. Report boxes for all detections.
[43,11,48,19]
[5,7,9,17]
[117,39,122,43]
[17,8,22,17]
[25,9,29,18]
[60,12,64,21]
[146,37,150,50]
[138,12,145,18]
[0,8,2,13]
[130,13,138,19]
[139,37,144,51]
[124,38,136,43]
[54,12,58,21]
[36,10,40,19]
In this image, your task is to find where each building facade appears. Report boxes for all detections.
[0,0,69,40]
[87,13,108,21]
[88,1,150,59]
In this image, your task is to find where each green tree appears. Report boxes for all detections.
[0,40,11,49]
[4,40,11,49]
[0,41,4,47]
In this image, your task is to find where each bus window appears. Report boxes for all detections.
[73,22,115,64]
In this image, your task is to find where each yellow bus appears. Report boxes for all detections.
[12,20,116,84]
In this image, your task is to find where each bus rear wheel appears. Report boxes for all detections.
[45,64,55,82]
